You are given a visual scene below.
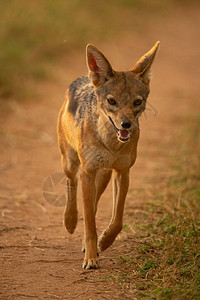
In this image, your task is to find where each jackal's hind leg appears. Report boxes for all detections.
[95,169,112,213]
[99,169,129,251]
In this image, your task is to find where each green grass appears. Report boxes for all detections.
[100,114,200,299]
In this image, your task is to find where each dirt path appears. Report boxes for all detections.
[1,3,200,299]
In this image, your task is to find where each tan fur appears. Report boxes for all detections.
[57,42,160,269]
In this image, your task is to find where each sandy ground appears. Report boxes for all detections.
[0,3,200,299]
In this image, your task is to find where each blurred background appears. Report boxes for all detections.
[0,0,199,103]
[0,1,200,299]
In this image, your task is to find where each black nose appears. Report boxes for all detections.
[121,120,132,129]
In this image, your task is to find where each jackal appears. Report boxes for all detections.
[57,42,160,269]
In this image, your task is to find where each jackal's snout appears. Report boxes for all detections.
[108,115,132,143]
[121,120,132,129]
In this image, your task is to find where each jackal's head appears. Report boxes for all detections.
[86,42,160,143]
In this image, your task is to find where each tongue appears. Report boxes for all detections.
[119,129,129,138]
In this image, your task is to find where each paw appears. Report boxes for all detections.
[82,258,99,269]
[64,210,78,234]
[98,231,117,252]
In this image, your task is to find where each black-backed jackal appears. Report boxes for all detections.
[57,42,160,269]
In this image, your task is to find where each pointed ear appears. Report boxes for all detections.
[86,44,115,87]
[132,41,160,84]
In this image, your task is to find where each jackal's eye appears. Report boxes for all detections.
[134,98,142,107]
[107,97,117,106]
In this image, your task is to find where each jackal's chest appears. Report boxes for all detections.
[79,144,136,172]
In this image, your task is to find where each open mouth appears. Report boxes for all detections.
[109,117,130,142]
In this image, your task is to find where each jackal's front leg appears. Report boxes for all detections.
[99,169,129,251]
[81,171,99,269]
[62,154,79,235]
